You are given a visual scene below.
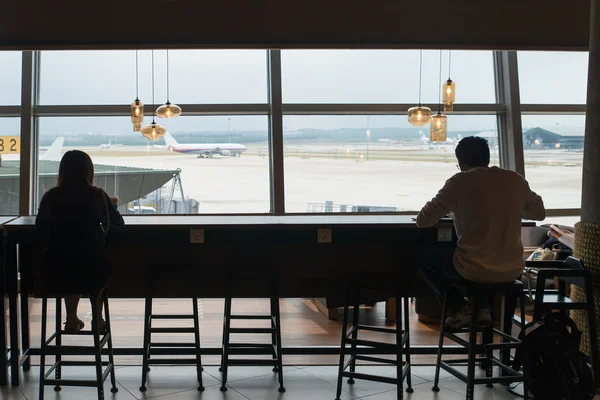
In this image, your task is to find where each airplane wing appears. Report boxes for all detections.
[153,145,168,149]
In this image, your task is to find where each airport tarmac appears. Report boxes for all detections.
[76,141,582,225]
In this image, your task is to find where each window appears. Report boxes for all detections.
[0,51,22,105]
[39,50,268,105]
[521,115,584,209]
[518,51,588,104]
[281,50,496,104]
[283,115,498,213]
[36,116,270,214]
[0,118,21,215]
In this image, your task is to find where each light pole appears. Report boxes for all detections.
[366,130,371,161]
[228,118,231,143]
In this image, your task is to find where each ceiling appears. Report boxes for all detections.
[0,0,592,50]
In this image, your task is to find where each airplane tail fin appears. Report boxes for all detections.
[418,131,427,140]
[164,132,178,147]
[41,137,64,161]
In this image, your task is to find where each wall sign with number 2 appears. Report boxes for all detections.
[0,136,20,154]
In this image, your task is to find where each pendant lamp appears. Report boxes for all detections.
[442,50,456,112]
[408,50,432,126]
[156,50,182,119]
[430,50,448,142]
[131,50,144,132]
[141,50,167,141]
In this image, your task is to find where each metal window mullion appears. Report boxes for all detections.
[267,50,285,215]
[520,104,587,114]
[494,51,525,176]
[19,51,35,216]
[0,106,21,117]
[281,103,503,115]
[33,103,270,117]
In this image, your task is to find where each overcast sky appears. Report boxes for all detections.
[0,50,589,137]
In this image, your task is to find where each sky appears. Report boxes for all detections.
[0,50,590,137]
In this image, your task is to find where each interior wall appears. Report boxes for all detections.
[0,0,591,50]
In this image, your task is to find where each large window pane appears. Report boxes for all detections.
[37,116,269,214]
[518,51,588,104]
[282,50,496,104]
[522,115,584,209]
[283,115,498,213]
[0,51,22,105]
[0,118,21,215]
[39,50,268,105]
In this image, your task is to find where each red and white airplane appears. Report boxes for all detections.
[161,132,247,158]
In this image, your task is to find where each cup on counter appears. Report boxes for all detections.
[109,196,118,207]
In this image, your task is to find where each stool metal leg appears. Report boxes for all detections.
[403,297,413,393]
[39,297,48,400]
[273,296,285,393]
[220,296,232,392]
[466,297,478,400]
[584,277,600,387]
[519,291,529,400]
[395,294,404,400]
[348,286,359,384]
[484,293,494,387]
[432,290,448,392]
[91,299,105,400]
[103,292,118,394]
[335,284,351,400]
[192,297,205,391]
[270,295,279,373]
[139,294,152,392]
[55,297,62,383]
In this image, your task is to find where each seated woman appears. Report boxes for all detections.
[36,150,125,333]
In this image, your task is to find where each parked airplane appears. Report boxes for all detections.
[418,131,459,146]
[378,138,404,145]
[161,132,247,158]
[100,140,112,149]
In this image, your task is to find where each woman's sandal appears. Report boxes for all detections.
[92,319,108,335]
[64,319,85,334]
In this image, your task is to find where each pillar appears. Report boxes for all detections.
[572,0,600,386]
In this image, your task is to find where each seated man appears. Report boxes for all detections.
[416,136,545,330]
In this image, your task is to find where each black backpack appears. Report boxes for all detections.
[513,312,595,399]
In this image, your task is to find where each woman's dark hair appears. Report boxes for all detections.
[57,150,95,188]
[455,136,490,168]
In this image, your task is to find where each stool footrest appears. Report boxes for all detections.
[151,314,195,319]
[229,343,275,349]
[146,359,202,366]
[229,327,275,334]
[441,361,524,385]
[40,341,111,356]
[355,325,398,334]
[226,359,279,366]
[342,371,398,385]
[150,327,196,334]
[230,315,275,320]
[150,342,198,348]
[354,355,400,365]
[345,335,407,350]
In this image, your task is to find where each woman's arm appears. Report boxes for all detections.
[35,191,52,232]
[102,192,125,229]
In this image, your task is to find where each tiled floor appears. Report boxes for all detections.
[5,364,599,400]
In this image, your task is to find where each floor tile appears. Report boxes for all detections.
[302,365,426,398]
[228,368,358,400]
[0,386,27,400]
[359,381,465,400]
[202,365,297,384]
[148,385,250,399]
[114,366,220,399]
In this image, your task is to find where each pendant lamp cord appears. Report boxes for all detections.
[135,50,139,100]
[418,50,423,106]
[166,49,170,102]
[448,49,452,79]
[438,49,443,113]
[151,50,155,122]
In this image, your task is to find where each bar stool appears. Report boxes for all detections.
[432,280,528,400]
[219,265,284,393]
[140,271,204,392]
[38,287,118,400]
[335,280,413,400]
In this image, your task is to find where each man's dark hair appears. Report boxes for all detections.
[455,136,490,168]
